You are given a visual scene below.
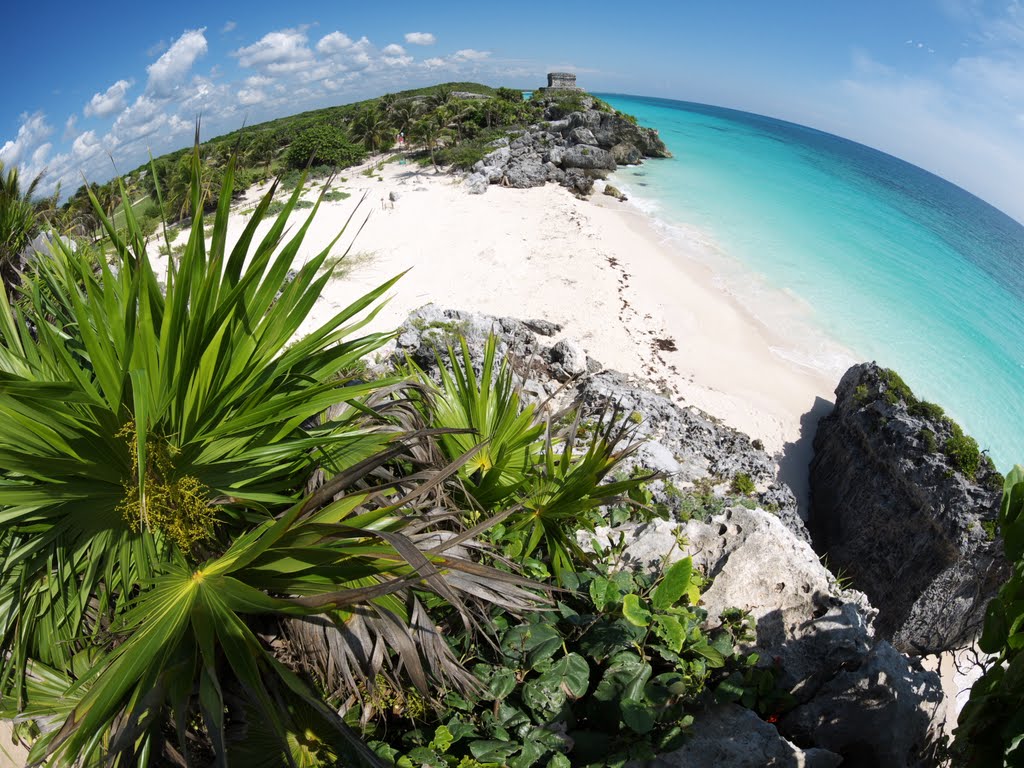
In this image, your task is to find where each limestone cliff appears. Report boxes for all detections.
[809,362,1006,654]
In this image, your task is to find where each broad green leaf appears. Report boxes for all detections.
[470,740,518,763]
[588,576,620,612]
[522,676,567,719]
[652,557,695,610]
[622,594,652,627]
[501,623,561,669]
[652,615,685,653]
[980,598,1009,654]
[620,698,656,734]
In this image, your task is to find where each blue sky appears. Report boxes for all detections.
[3,0,1023,221]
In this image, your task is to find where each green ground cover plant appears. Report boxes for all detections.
[362,556,782,768]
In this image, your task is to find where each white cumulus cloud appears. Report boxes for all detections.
[316,31,353,56]
[0,112,53,167]
[452,49,490,61]
[237,88,265,106]
[382,43,405,56]
[234,29,314,72]
[147,29,208,97]
[71,130,103,161]
[84,79,133,118]
[404,32,435,46]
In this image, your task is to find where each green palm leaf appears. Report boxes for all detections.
[0,136,546,766]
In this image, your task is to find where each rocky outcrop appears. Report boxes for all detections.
[394,305,802,534]
[809,362,1006,655]
[393,310,954,765]
[598,506,947,767]
[466,94,669,196]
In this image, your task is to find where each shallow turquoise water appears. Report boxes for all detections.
[601,94,1024,472]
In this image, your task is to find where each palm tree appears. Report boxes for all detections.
[427,84,454,111]
[350,106,394,158]
[245,130,279,176]
[0,143,543,766]
[389,100,420,142]
[448,101,478,142]
[411,114,449,171]
[378,92,399,121]
[0,161,44,287]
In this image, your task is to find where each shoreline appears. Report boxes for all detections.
[167,157,841,509]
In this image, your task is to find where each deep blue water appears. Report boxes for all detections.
[600,94,1024,471]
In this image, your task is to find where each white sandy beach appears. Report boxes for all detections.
[163,157,841,502]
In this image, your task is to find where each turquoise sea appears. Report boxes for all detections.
[601,94,1024,472]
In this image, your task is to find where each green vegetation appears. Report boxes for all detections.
[871,367,994,481]
[908,399,946,421]
[0,162,48,286]
[322,249,377,280]
[285,124,365,169]
[880,367,914,405]
[944,421,982,479]
[854,383,870,405]
[920,428,938,453]
[955,467,1024,762]
[366,559,784,767]
[730,473,756,496]
[405,336,648,584]
[322,188,351,202]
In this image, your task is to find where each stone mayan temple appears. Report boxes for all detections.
[539,72,582,93]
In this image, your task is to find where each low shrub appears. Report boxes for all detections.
[880,367,915,405]
[944,422,981,479]
[854,384,871,405]
[363,558,787,767]
[909,400,945,421]
[285,124,364,169]
[730,473,756,496]
[919,428,937,453]
[434,141,490,170]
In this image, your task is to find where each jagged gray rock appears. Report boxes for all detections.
[578,370,804,536]
[461,98,670,196]
[809,362,1006,654]
[780,642,947,767]
[504,154,549,188]
[549,338,587,379]
[483,145,510,167]
[611,142,644,165]
[463,173,489,194]
[599,507,877,693]
[651,704,842,768]
[560,145,617,171]
[591,111,672,158]
[568,126,598,145]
